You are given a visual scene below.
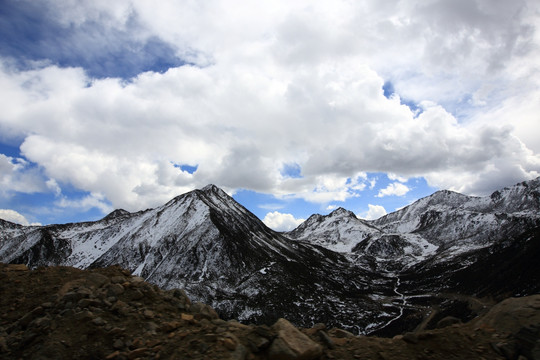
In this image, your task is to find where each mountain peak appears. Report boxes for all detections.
[102,209,130,221]
[200,184,231,198]
[329,207,357,218]
[201,184,220,192]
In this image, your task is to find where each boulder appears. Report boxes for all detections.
[437,316,462,328]
[475,295,540,359]
[268,318,322,360]
[474,295,540,335]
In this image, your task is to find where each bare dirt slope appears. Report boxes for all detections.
[1,263,538,360]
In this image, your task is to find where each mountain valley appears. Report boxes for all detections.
[1,178,540,338]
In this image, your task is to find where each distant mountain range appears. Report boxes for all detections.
[1,178,539,335]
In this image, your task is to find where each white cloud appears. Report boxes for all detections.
[55,192,113,215]
[276,173,367,204]
[1,0,539,213]
[262,211,305,232]
[0,154,48,196]
[388,173,408,183]
[258,203,285,211]
[361,204,387,220]
[377,182,410,198]
[0,209,40,226]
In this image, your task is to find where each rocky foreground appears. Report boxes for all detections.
[1,263,539,360]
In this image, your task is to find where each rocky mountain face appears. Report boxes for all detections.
[3,264,539,360]
[1,179,540,336]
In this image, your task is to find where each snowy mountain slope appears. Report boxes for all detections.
[0,185,399,333]
[374,178,540,236]
[289,178,540,271]
[1,178,539,335]
[287,207,381,252]
[373,190,472,233]
[283,178,540,335]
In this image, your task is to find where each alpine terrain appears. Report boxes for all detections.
[1,179,540,337]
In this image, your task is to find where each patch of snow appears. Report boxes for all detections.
[237,307,262,321]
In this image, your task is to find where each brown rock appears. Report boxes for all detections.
[318,330,334,349]
[4,264,29,271]
[18,306,44,328]
[143,309,155,319]
[160,321,182,332]
[41,301,53,308]
[78,298,103,309]
[231,344,248,360]
[474,295,540,335]
[329,328,355,338]
[86,273,110,288]
[144,321,158,335]
[61,291,87,304]
[147,339,162,348]
[31,315,52,330]
[107,283,125,297]
[105,350,122,359]
[437,316,462,328]
[253,325,274,339]
[213,318,228,326]
[219,332,240,351]
[108,327,125,336]
[268,318,323,360]
[331,337,348,346]
[111,301,131,316]
[181,313,195,323]
[92,317,107,326]
[222,337,238,350]
[132,337,145,349]
[191,302,219,320]
[129,276,145,284]
[113,339,124,350]
[305,323,326,336]
[111,276,126,284]
[246,332,271,351]
[228,320,251,330]
[127,347,149,359]
[0,336,8,353]
[402,332,419,344]
[58,279,94,298]
[128,289,144,301]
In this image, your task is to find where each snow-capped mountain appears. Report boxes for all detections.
[0,185,395,332]
[289,178,540,272]
[1,178,539,336]
[284,178,540,335]
[287,207,381,253]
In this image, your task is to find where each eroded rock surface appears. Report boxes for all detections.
[1,263,538,360]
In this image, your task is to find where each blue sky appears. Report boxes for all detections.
[1,1,539,230]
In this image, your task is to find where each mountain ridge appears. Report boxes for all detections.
[3,263,539,360]
[1,177,539,335]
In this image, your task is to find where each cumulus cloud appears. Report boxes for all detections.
[376,183,410,198]
[262,211,305,232]
[0,154,47,196]
[0,0,539,213]
[361,204,387,220]
[55,192,113,215]
[388,173,408,183]
[0,209,40,226]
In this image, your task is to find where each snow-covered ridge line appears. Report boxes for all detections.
[287,177,540,270]
[0,177,539,335]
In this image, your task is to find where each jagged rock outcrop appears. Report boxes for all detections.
[1,263,538,360]
[0,185,395,333]
[1,178,540,337]
[288,207,381,253]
